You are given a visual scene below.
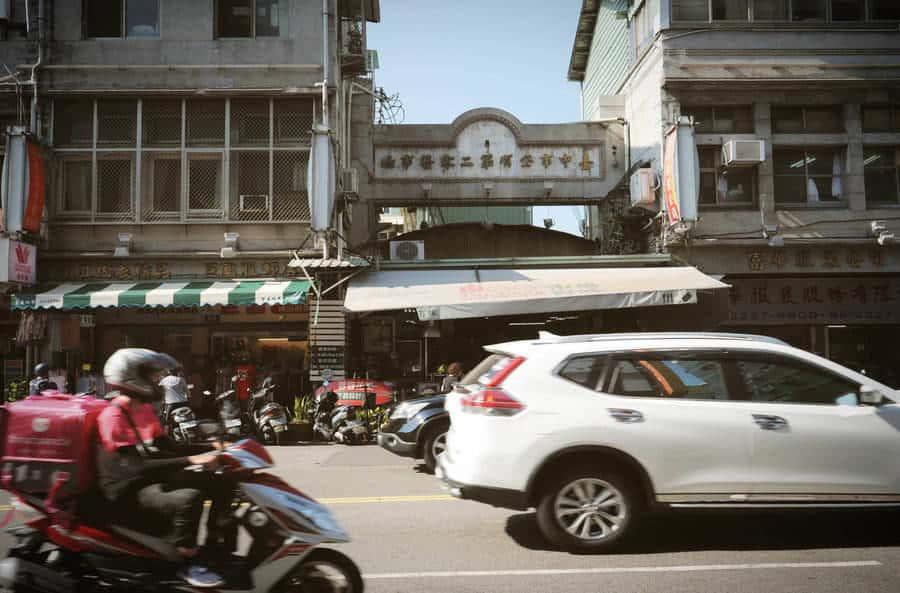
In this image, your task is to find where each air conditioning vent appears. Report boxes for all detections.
[389,240,425,261]
[341,168,359,195]
[240,194,270,213]
[722,139,765,167]
[629,167,659,206]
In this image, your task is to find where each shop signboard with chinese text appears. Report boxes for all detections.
[0,238,36,285]
[727,277,900,325]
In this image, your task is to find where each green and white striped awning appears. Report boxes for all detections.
[12,280,313,310]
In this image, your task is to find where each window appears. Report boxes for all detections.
[699,146,756,206]
[187,155,223,213]
[672,0,709,20]
[862,104,900,132]
[605,356,731,400]
[772,105,843,133]
[712,0,748,20]
[864,147,900,205]
[869,0,900,20]
[216,0,280,38]
[148,157,180,214]
[96,156,134,217]
[774,147,845,204]
[61,160,92,213]
[831,0,865,20]
[632,0,656,55]
[792,0,826,20]
[558,356,605,390]
[753,0,788,19]
[84,0,159,38]
[54,100,94,147]
[737,358,858,405]
[97,100,136,145]
[682,105,754,133]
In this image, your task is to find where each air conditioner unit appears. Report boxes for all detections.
[366,49,380,71]
[239,194,270,213]
[629,167,659,206]
[341,168,359,195]
[390,240,425,261]
[722,139,765,167]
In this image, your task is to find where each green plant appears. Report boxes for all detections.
[5,380,28,403]
[293,394,315,423]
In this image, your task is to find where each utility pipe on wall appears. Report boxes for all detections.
[29,0,44,136]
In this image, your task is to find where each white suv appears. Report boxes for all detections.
[438,332,900,552]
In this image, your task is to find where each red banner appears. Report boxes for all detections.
[23,140,45,234]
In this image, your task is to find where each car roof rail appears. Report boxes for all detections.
[533,331,789,347]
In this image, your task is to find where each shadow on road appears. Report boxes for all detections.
[505,509,900,555]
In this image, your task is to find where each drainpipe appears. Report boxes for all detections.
[321,0,330,128]
[29,0,44,136]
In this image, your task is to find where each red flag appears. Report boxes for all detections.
[23,140,45,234]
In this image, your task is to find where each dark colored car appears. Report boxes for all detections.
[377,394,448,473]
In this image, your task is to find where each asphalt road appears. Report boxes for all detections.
[4,444,900,593]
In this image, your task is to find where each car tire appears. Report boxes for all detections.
[422,421,450,474]
[536,466,639,553]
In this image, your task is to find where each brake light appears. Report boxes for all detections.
[461,388,524,416]
[480,356,526,388]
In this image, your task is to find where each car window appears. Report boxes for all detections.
[558,355,604,390]
[606,357,730,401]
[737,359,859,405]
[462,354,505,385]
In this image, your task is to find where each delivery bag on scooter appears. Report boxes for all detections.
[0,394,108,497]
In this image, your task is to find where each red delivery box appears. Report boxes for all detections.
[0,394,108,497]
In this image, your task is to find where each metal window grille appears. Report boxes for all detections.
[142,153,181,220]
[96,155,135,220]
[187,154,224,218]
[59,159,93,215]
[274,98,315,146]
[186,99,226,146]
[97,100,137,145]
[273,151,310,221]
[231,99,270,147]
[230,151,271,221]
[54,100,94,147]
[142,99,182,147]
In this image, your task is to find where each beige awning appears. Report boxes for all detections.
[344,267,728,321]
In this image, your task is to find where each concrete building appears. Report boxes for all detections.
[570,0,900,385]
[0,0,379,391]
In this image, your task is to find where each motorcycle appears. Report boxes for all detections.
[313,392,369,445]
[164,403,199,445]
[0,431,364,593]
[215,388,251,440]
[248,381,289,446]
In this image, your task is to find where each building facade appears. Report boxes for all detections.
[570,0,900,385]
[0,0,379,393]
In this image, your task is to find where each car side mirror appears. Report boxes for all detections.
[859,385,884,406]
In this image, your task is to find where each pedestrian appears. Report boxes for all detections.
[441,362,463,393]
[28,362,58,395]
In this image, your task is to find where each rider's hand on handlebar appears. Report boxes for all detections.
[187,453,219,469]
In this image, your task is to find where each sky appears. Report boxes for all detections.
[368,0,585,235]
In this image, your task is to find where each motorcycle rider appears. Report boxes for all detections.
[96,348,228,588]
[159,364,190,420]
[28,362,58,395]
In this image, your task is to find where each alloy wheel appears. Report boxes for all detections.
[431,431,448,461]
[553,478,626,541]
[287,560,353,593]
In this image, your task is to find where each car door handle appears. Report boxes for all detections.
[608,408,644,423]
[752,414,788,430]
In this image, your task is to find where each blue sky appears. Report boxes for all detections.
[368,0,585,235]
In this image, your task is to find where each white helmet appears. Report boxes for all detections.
[104,348,179,402]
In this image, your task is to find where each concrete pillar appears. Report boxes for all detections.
[755,102,776,220]
[845,103,866,212]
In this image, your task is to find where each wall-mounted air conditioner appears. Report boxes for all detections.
[390,240,425,261]
[722,139,765,167]
[239,194,269,213]
[341,168,359,195]
[629,167,659,206]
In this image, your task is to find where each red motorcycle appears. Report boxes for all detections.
[0,394,363,593]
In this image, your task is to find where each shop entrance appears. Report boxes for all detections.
[826,325,899,388]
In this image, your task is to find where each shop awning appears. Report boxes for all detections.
[343,267,728,321]
[12,280,313,310]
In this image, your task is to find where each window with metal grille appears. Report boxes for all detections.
[231,99,270,147]
[862,104,900,132]
[60,159,92,214]
[681,105,754,133]
[712,0,749,20]
[675,0,872,22]
[96,156,134,218]
[142,100,182,147]
[187,154,223,215]
[54,100,94,147]
[144,155,181,217]
[772,105,844,133]
[84,0,159,38]
[97,100,136,145]
[273,151,309,221]
[274,99,314,145]
[231,151,270,221]
[698,146,756,206]
[774,147,845,204]
[216,0,280,38]
[864,147,900,205]
[870,0,900,19]
[186,100,225,147]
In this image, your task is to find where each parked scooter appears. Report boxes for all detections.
[313,391,369,445]
[215,388,250,440]
[164,403,200,445]
[0,417,364,592]
[248,379,289,445]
